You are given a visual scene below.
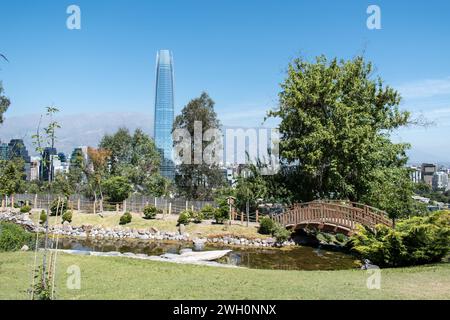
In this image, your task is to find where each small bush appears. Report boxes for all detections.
[200,205,215,219]
[273,224,291,243]
[351,210,450,267]
[50,198,68,216]
[0,222,34,252]
[119,212,132,225]
[39,210,47,225]
[177,210,192,225]
[258,216,275,235]
[191,211,203,224]
[62,211,73,223]
[20,205,32,213]
[143,205,158,219]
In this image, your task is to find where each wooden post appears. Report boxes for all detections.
[191,205,194,212]
[93,200,96,215]
[11,195,14,209]
[169,202,172,215]
[256,209,259,223]
[241,212,244,224]
[34,194,38,209]
[123,200,127,213]
[185,201,188,211]
[116,203,119,213]
[77,198,81,211]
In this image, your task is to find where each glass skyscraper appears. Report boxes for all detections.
[154,49,175,179]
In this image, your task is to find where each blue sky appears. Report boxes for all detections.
[1,0,450,162]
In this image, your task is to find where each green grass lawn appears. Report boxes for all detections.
[1,251,449,300]
[29,211,267,239]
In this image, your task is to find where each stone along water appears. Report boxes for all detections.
[51,237,358,271]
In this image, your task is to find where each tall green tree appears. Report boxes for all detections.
[0,159,26,198]
[173,92,226,200]
[99,128,160,192]
[268,55,413,219]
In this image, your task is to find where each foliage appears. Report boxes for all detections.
[258,216,276,235]
[267,55,412,217]
[53,172,74,198]
[143,205,158,220]
[99,128,161,193]
[68,148,87,194]
[102,176,132,203]
[62,210,73,223]
[39,210,47,225]
[200,204,215,219]
[213,198,230,224]
[49,198,68,216]
[0,82,11,124]
[173,92,226,200]
[20,205,32,213]
[191,211,204,224]
[0,222,33,252]
[144,174,173,197]
[258,216,291,243]
[272,224,291,243]
[177,210,192,225]
[85,147,110,202]
[119,212,132,225]
[351,211,450,267]
[361,167,424,221]
[0,159,26,196]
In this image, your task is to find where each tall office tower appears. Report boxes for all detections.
[154,50,175,180]
[8,139,31,163]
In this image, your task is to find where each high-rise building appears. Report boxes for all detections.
[432,171,449,191]
[8,139,31,163]
[40,147,57,181]
[0,142,8,160]
[422,163,437,186]
[154,49,175,179]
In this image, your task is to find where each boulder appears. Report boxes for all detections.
[20,245,29,251]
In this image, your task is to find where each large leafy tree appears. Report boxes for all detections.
[0,159,26,197]
[268,55,413,219]
[99,128,160,192]
[173,92,226,200]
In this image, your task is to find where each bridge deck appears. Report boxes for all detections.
[272,200,392,233]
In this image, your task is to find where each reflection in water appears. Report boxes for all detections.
[47,238,358,271]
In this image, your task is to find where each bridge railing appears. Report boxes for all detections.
[273,200,393,231]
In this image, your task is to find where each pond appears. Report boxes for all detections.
[48,237,360,271]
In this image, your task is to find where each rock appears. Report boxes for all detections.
[150,227,159,234]
[179,248,193,254]
[82,224,93,232]
[20,245,29,251]
[178,224,185,234]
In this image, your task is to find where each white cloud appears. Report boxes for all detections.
[397,77,450,99]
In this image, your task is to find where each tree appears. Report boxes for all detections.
[0,159,26,199]
[144,173,173,198]
[68,148,86,194]
[102,176,132,203]
[173,92,226,200]
[268,55,412,219]
[85,147,110,208]
[99,128,160,192]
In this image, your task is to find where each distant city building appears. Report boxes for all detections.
[28,158,40,181]
[154,49,175,180]
[7,139,30,163]
[432,171,449,191]
[40,147,57,181]
[421,163,437,186]
[408,166,422,183]
[0,142,8,160]
[58,152,67,163]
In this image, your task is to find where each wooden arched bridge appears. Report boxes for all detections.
[272,200,393,235]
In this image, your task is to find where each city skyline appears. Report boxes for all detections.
[0,0,450,162]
